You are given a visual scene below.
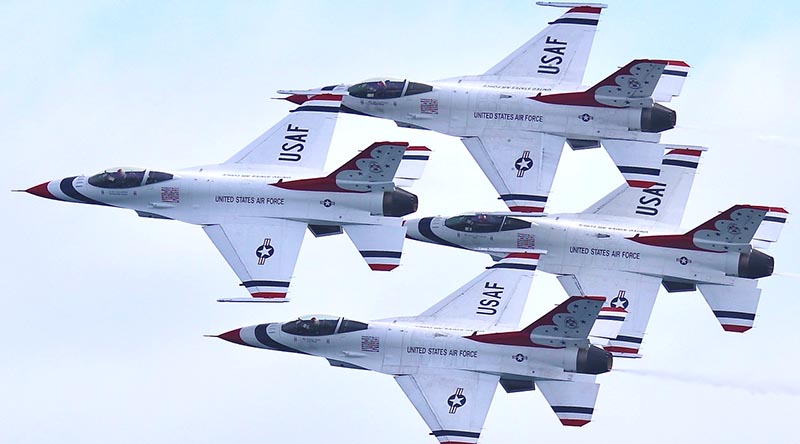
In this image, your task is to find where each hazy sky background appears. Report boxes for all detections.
[3,1,799,443]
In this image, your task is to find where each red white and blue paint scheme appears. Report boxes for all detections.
[406,146,789,357]
[214,252,628,441]
[280,2,691,213]
[20,95,431,303]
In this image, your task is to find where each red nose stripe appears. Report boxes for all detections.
[217,329,247,346]
[26,182,59,200]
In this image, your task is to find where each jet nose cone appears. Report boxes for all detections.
[405,218,423,241]
[25,181,59,200]
[215,328,248,346]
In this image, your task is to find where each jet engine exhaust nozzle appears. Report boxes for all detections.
[576,345,613,375]
[640,103,676,133]
[383,188,418,217]
[738,249,774,279]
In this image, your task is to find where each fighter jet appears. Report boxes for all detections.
[280,2,691,213]
[214,252,628,440]
[20,95,429,302]
[406,145,788,356]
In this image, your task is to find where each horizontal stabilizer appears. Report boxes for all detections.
[589,307,627,347]
[274,142,408,193]
[537,379,600,427]
[652,61,691,103]
[698,280,761,333]
[394,145,432,188]
[602,139,665,188]
[344,223,406,271]
[557,272,661,358]
[752,207,789,249]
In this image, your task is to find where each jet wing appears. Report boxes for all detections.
[224,94,343,171]
[461,131,565,213]
[395,369,500,444]
[557,270,662,357]
[203,218,307,302]
[407,253,542,331]
[586,146,706,227]
[482,4,604,90]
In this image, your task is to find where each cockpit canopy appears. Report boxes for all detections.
[88,168,174,189]
[444,214,532,233]
[280,315,368,337]
[348,78,433,99]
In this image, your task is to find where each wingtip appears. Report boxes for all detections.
[560,419,591,427]
[722,324,752,333]
[369,264,399,272]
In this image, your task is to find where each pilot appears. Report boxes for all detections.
[108,168,125,184]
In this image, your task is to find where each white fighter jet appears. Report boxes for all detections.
[20,95,430,303]
[214,252,629,440]
[280,2,691,213]
[406,145,789,356]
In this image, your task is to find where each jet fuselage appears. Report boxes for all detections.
[221,316,610,382]
[341,78,673,142]
[406,213,773,287]
[29,166,417,226]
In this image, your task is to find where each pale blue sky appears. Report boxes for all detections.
[2,1,799,443]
